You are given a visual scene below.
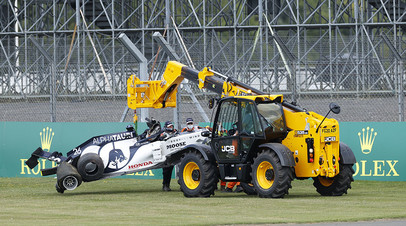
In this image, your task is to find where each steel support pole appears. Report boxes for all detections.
[259,0,264,91]
[118,33,149,122]
[381,32,403,121]
[400,61,404,122]
[29,37,56,122]
[152,32,210,123]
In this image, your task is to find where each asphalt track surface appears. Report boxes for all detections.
[231,219,406,226]
[264,219,406,226]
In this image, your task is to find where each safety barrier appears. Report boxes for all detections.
[0,122,404,181]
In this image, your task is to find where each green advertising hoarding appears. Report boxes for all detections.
[0,121,404,181]
[340,122,404,181]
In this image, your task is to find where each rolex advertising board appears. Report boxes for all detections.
[340,122,404,181]
[0,121,404,181]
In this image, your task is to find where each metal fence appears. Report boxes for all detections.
[1,34,405,126]
[1,0,405,127]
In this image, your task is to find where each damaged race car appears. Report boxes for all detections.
[25,118,212,193]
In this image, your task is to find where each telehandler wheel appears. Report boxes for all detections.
[313,163,355,196]
[240,182,257,195]
[178,151,218,197]
[252,150,293,198]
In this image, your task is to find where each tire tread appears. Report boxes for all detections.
[178,150,218,197]
[313,164,355,196]
[252,149,293,198]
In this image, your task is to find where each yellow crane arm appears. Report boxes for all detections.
[127,60,263,130]
[127,61,185,109]
[127,61,273,111]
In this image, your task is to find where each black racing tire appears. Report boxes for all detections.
[240,182,257,195]
[56,161,82,192]
[61,175,80,190]
[178,150,218,197]
[251,149,293,198]
[313,163,355,196]
[55,183,65,194]
[77,153,104,182]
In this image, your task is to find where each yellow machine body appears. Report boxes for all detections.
[127,61,185,110]
[220,95,341,178]
[126,60,342,179]
[282,110,340,178]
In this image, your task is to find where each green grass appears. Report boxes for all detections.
[1,178,405,225]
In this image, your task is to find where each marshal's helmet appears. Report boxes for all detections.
[186,118,194,130]
[164,121,174,132]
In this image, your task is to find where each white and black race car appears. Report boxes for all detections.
[25,118,213,193]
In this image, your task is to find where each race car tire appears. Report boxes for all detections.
[62,175,80,190]
[56,161,82,192]
[178,150,218,197]
[77,153,104,182]
[56,183,65,194]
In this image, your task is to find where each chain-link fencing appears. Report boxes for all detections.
[1,33,405,125]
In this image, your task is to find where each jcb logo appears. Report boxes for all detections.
[221,145,235,154]
[324,136,336,142]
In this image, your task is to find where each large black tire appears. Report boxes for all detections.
[178,150,218,197]
[251,150,293,198]
[313,163,355,196]
[240,182,257,195]
[77,153,104,182]
[56,161,82,193]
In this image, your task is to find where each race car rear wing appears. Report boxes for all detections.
[25,147,68,176]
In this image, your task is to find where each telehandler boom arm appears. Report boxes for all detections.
[127,61,303,112]
[127,61,256,110]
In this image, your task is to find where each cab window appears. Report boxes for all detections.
[214,100,238,137]
[256,102,285,133]
[240,100,263,136]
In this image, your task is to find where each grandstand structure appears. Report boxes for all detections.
[0,0,405,123]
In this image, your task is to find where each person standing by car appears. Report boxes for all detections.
[181,118,203,132]
[222,182,243,193]
[160,121,178,191]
